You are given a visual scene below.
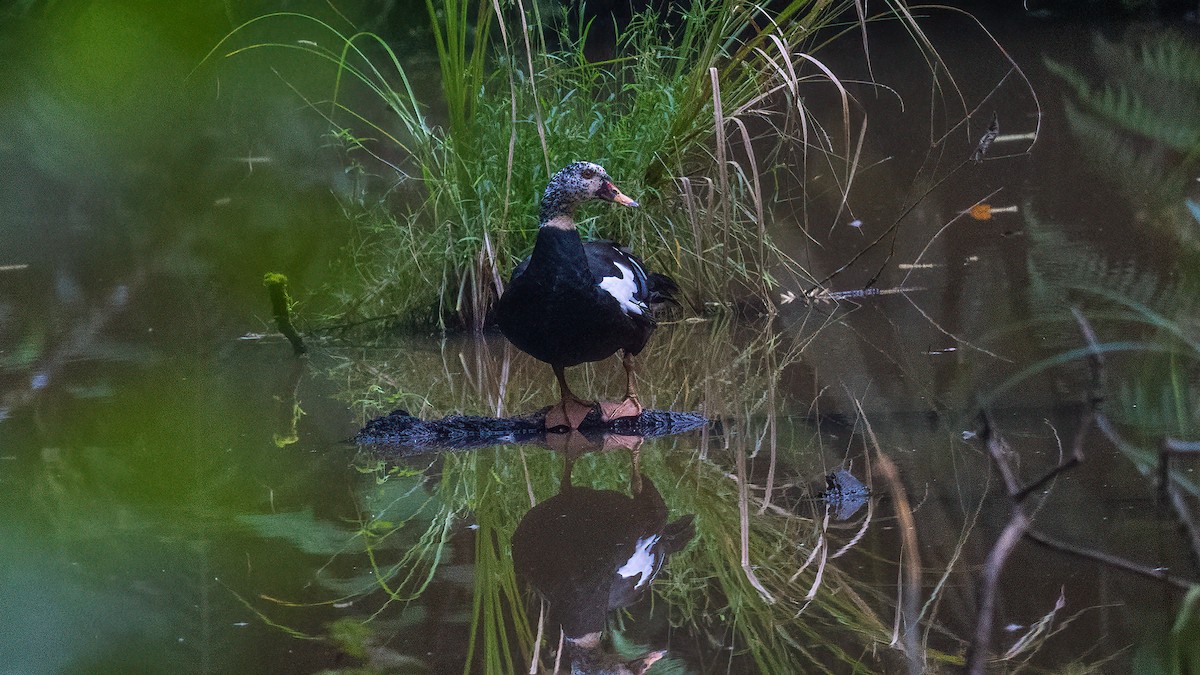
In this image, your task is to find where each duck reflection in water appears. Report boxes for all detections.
[512,433,696,674]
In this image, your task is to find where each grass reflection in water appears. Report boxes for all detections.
[231,317,990,672]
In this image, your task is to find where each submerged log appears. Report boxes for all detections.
[355,407,709,454]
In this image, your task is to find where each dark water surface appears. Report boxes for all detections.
[3,2,1199,673]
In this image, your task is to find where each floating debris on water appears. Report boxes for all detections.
[992,132,1038,143]
[971,112,1000,163]
[819,469,871,521]
[968,203,1019,221]
[30,372,49,390]
[805,286,926,303]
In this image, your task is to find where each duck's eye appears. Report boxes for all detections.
[580,168,596,179]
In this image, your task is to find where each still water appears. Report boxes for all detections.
[2,1,1198,673]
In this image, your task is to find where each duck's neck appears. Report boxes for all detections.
[538,181,581,226]
[541,214,576,231]
[529,210,589,283]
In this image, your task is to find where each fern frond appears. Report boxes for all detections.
[1048,40,1200,153]
[1061,100,1191,206]
[1026,207,1188,320]
[1043,57,1090,99]
[1090,32,1200,89]
[1088,83,1200,152]
[1137,33,1200,89]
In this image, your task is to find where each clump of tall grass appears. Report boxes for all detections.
[209,0,890,330]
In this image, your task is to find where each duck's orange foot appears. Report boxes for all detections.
[599,397,642,422]
[545,397,596,430]
[599,433,643,452]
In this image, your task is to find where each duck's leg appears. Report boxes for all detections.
[545,364,596,430]
[630,442,643,495]
[600,351,643,421]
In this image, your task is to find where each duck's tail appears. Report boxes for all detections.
[646,272,679,307]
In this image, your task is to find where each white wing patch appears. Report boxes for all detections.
[599,262,646,315]
[616,535,661,589]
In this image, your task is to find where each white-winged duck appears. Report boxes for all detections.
[495,161,677,430]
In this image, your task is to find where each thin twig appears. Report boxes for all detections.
[1013,412,1089,503]
[967,414,1030,675]
[1071,306,1106,404]
[969,309,1200,672]
[1161,472,1200,575]
[1157,435,1200,573]
[1024,529,1194,590]
[968,509,1029,674]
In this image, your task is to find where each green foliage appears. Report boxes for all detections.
[238,507,363,556]
[1045,31,1200,245]
[1025,206,1200,447]
[0,329,45,369]
[1168,587,1200,675]
[214,0,885,329]
[1031,30,1200,453]
[327,617,373,659]
[1132,587,1200,675]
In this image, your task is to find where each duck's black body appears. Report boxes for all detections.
[512,476,695,665]
[496,229,675,368]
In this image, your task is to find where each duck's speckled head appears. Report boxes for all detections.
[539,161,638,228]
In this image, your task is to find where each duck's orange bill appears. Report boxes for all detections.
[601,180,640,207]
[612,191,639,207]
